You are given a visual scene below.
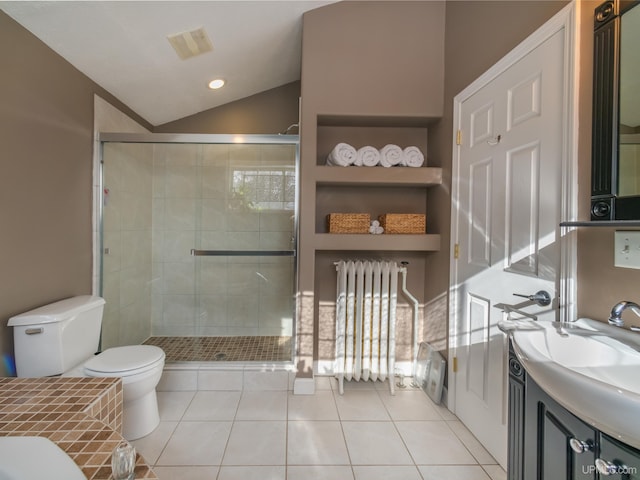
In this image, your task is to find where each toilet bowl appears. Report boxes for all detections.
[8,296,165,440]
[83,345,165,439]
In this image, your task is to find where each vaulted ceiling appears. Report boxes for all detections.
[1,1,336,125]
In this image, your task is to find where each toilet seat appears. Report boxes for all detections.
[84,345,165,377]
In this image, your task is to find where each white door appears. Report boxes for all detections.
[450,28,566,468]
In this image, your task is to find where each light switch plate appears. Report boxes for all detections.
[614,231,640,269]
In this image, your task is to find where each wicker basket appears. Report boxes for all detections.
[378,213,426,234]
[327,213,371,234]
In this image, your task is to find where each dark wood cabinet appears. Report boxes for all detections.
[599,434,640,479]
[524,379,596,479]
[508,342,640,480]
[508,346,526,480]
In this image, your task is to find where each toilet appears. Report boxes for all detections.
[8,295,165,440]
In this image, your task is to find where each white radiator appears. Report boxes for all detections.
[334,260,399,395]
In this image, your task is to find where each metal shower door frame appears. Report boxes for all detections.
[98,132,300,362]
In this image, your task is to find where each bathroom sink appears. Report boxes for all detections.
[508,318,640,449]
[0,436,87,480]
[517,320,640,370]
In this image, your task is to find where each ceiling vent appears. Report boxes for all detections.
[167,27,213,60]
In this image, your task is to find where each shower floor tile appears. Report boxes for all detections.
[143,335,292,362]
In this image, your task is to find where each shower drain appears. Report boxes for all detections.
[213,352,227,361]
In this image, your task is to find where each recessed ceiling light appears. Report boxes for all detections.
[208,78,225,90]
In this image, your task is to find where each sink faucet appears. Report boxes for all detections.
[554,323,570,337]
[608,301,640,327]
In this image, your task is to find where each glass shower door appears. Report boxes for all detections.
[192,143,297,342]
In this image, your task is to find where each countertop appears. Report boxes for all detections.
[0,377,157,479]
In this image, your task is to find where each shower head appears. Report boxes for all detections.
[279,123,299,135]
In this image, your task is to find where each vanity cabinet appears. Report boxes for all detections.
[508,345,526,480]
[524,379,597,479]
[508,343,640,480]
[599,435,640,479]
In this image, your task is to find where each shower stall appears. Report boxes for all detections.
[99,134,298,363]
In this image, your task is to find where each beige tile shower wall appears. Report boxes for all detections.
[101,143,153,348]
[92,95,151,298]
[152,143,296,337]
[151,143,199,336]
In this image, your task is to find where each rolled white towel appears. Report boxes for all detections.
[369,219,384,234]
[402,146,425,167]
[356,146,381,167]
[379,144,403,168]
[326,143,356,167]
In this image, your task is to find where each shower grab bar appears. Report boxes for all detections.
[191,249,295,257]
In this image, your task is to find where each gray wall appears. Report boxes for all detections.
[575,4,640,329]
[155,81,301,135]
[0,11,151,375]
[0,10,300,376]
[297,0,447,375]
[296,0,568,373]
[425,1,569,346]
[437,1,640,329]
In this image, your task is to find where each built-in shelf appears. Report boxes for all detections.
[317,114,440,128]
[314,166,442,187]
[310,114,441,254]
[560,220,640,227]
[313,233,440,251]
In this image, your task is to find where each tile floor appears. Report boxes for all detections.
[144,336,292,362]
[133,376,506,480]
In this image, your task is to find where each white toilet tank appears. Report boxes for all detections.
[8,295,105,377]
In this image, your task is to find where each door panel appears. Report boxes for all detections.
[469,159,493,267]
[466,294,490,401]
[506,142,540,275]
[507,72,542,129]
[471,102,496,147]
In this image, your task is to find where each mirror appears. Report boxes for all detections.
[618,5,640,196]
[591,0,640,220]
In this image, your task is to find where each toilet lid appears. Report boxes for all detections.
[84,345,165,375]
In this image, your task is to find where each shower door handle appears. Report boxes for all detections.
[191,249,295,257]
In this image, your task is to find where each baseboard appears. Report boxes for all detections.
[293,376,315,395]
[314,360,413,377]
